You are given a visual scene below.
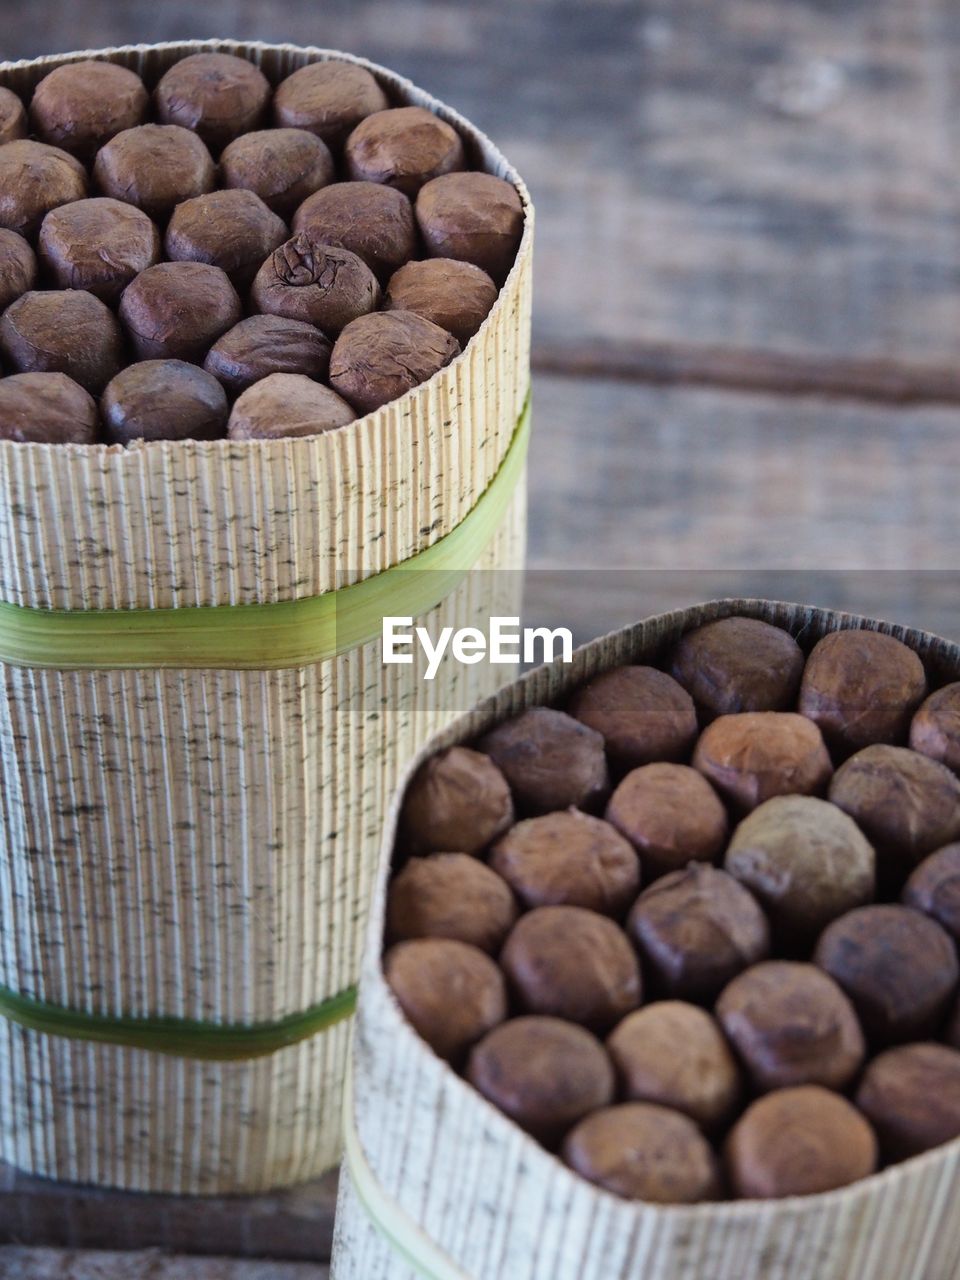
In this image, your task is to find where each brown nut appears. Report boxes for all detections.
[911,683,960,774]
[605,763,729,879]
[227,373,355,441]
[0,229,37,312]
[119,262,242,363]
[564,1103,721,1204]
[102,360,228,444]
[273,60,389,150]
[903,844,960,939]
[568,665,699,771]
[165,189,287,290]
[251,233,380,337]
[220,128,335,219]
[727,1086,878,1199]
[479,706,610,816]
[38,198,160,304]
[856,1043,960,1160]
[329,310,459,415]
[155,52,270,152]
[293,181,417,284]
[93,125,216,222]
[346,106,465,198]
[668,616,805,720]
[0,372,98,443]
[399,746,514,856]
[203,315,331,397]
[815,904,959,1045]
[693,712,833,812]
[0,87,27,146]
[384,258,497,346]
[416,172,524,284]
[0,140,87,238]
[0,289,123,393]
[387,853,517,953]
[30,60,147,159]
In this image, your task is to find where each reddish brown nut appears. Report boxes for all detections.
[293,182,417,284]
[856,1043,960,1160]
[0,289,123,393]
[385,938,507,1063]
[605,763,728,879]
[273,60,389,149]
[384,258,497,346]
[220,128,334,219]
[0,140,87,238]
[668,616,805,720]
[799,629,928,757]
[165,189,287,291]
[911,683,960,774]
[0,229,37,312]
[346,107,465,198]
[93,125,216,222]
[903,845,960,939]
[204,315,331,397]
[564,1104,721,1204]
[251,233,380,337]
[227,373,355,441]
[400,746,514,856]
[38,198,160,304]
[387,853,517,953]
[628,864,770,1002]
[0,87,27,146]
[727,1087,878,1199]
[693,712,833,812]
[467,1015,614,1144]
[607,1002,740,1130]
[568,665,698,771]
[329,310,459,415]
[120,262,242,363]
[102,361,228,444]
[416,172,524,284]
[155,52,270,152]
[479,706,610,816]
[0,372,98,443]
[489,809,640,916]
[30,60,147,159]
[815,905,959,1044]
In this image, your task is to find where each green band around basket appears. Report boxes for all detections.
[0,395,531,671]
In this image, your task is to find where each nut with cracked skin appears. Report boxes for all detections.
[294,181,417,283]
[102,360,228,444]
[119,262,242,364]
[416,171,524,283]
[568,665,699,771]
[220,128,335,218]
[693,711,833,812]
[856,1042,960,1160]
[668,615,805,720]
[346,106,465,197]
[0,372,98,443]
[273,61,389,149]
[0,140,87,238]
[384,258,497,345]
[329,309,460,414]
[605,762,729,879]
[479,706,610,817]
[226,373,355,441]
[0,87,27,145]
[0,229,37,312]
[155,52,271,152]
[30,60,147,159]
[165,189,287,290]
[911,682,960,774]
[0,289,123,393]
[39,198,160,304]
[386,852,518,954]
[251,233,381,337]
[93,125,216,222]
[400,746,514,856]
[204,315,331,397]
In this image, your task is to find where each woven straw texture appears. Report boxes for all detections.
[333,601,960,1280]
[0,41,532,1193]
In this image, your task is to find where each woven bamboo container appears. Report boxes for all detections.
[333,600,960,1280]
[0,40,532,1194]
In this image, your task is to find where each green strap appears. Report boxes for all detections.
[0,396,530,670]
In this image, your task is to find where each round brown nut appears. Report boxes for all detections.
[399,745,514,856]
[693,712,833,812]
[416,172,524,284]
[903,844,960,939]
[38,198,160,304]
[568,666,699,771]
[220,128,334,219]
[329,310,460,414]
[607,1002,740,1130]
[120,262,242,363]
[564,1103,721,1204]
[155,52,270,152]
[799,629,928,757]
[911,683,960,774]
[0,140,87,238]
[725,795,875,941]
[0,289,123,394]
[101,360,228,444]
[856,1043,960,1160]
[204,315,331,397]
[479,706,610,816]
[0,229,37,312]
[717,961,866,1092]
[669,616,805,720]
[93,125,216,222]
[467,1015,614,1144]
[605,763,729,879]
[727,1086,878,1199]
[346,106,465,198]
[384,258,497,346]
[227,373,355,441]
[628,863,769,1002]
[294,182,417,284]
[0,372,98,443]
[815,904,959,1044]
[384,937,507,1063]
[500,905,642,1031]
[0,87,27,146]
[387,853,517,953]
[30,60,147,159]
[489,808,640,916]
[273,60,389,149]
[251,233,381,337]
[165,189,288,290]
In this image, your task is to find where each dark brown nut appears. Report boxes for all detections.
[500,905,642,1032]
[815,904,959,1045]
[154,52,270,152]
[329,310,459,414]
[203,315,331,397]
[119,262,242,363]
[856,1043,960,1160]
[165,189,287,290]
[294,182,417,284]
[387,853,517,953]
[384,937,507,1063]
[563,1103,721,1204]
[568,666,698,771]
[0,140,87,238]
[668,616,805,720]
[400,745,514,856]
[479,706,610,816]
[251,234,380,337]
[0,229,37,312]
[489,808,640,916]
[93,125,216,222]
[799,629,928,757]
[911,683,960,774]
[101,360,228,444]
[725,796,875,941]
[416,172,524,284]
[30,60,147,159]
[346,107,465,198]
[727,1087,878,1199]
[273,60,389,149]
[384,258,497,346]
[717,961,865,1092]
[693,712,833,813]
[903,844,960,939]
[605,763,729,879]
[607,1002,740,1130]
[0,372,98,443]
[467,1015,614,1144]
[628,864,770,1002]
[0,87,27,146]
[0,289,122,393]
[227,373,355,441]
[220,128,334,219]
[38,198,160,304]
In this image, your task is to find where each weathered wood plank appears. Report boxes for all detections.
[0,1248,328,1278]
